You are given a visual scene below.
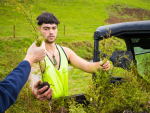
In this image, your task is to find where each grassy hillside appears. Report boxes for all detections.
[0,0,150,42]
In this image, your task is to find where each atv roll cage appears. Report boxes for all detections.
[93,21,150,76]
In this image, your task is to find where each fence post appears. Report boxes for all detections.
[64,25,65,35]
[14,25,15,38]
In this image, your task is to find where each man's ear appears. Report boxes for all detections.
[37,27,40,33]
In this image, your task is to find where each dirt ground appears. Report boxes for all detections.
[105,4,150,24]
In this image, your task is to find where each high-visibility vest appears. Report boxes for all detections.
[42,45,68,99]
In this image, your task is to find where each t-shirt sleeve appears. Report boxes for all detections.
[0,60,31,113]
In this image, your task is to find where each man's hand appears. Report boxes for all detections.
[100,61,111,71]
[24,41,46,66]
[32,80,53,102]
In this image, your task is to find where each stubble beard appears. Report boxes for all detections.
[45,36,56,44]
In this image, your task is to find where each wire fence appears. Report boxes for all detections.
[0,24,103,38]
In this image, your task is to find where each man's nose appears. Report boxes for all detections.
[49,29,53,34]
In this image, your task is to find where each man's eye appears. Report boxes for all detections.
[44,28,48,30]
[53,27,56,30]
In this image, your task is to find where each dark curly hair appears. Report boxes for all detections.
[37,12,60,26]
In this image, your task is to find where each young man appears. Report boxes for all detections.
[32,12,110,101]
[0,41,46,113]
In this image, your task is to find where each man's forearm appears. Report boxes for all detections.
[87,61,102,73]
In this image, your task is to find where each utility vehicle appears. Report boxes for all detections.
[69,20,150,105]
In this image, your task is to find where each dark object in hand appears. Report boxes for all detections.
[38,82,50,94]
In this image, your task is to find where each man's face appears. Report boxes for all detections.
[39,23,58,43]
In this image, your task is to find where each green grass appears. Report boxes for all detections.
[0,0,150,41]
[0,36,33,78]
[68,68,92,95]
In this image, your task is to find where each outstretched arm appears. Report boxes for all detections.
[0,61,31,113]
[0,41,46,112]
[64,47,110,73]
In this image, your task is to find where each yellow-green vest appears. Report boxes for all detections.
[42,45,68,99]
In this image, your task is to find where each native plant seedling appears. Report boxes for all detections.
[13,0,51,91]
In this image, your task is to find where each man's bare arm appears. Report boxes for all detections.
[63,47,110,73]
